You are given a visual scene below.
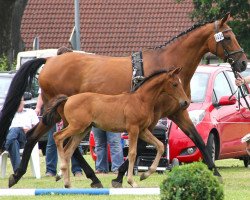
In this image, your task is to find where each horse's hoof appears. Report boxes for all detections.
[8,174,17,188]
[111,180,123,188]
[90,182,103,188]
[55,174,62,182]
[217,176,223,184]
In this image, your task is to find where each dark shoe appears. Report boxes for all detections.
[45,172,55,177]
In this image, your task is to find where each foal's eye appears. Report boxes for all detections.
[173,83,178,87]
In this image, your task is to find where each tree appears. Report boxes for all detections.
[0,0,28,70]
[189,0,250,56]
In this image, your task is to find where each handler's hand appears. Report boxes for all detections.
[235,77,245,87]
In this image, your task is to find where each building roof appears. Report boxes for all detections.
[21,0,194,56]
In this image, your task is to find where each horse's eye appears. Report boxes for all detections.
[173,83,178,87]
[224,36,231,41]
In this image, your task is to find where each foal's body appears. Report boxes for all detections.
[45,68,189,188]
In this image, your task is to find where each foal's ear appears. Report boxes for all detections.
[169,67,182,76]
[220,12,231,27]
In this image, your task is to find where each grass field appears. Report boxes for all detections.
[0,153,249,200]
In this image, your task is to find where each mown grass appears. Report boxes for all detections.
[0,153,249,200]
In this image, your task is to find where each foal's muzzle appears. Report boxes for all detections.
[180,100,189,110]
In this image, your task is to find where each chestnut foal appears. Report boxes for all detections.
[43,67,189,188]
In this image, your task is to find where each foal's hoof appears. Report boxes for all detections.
[112,180,123,188]
[8,174,17,188]
[140,171,150,181]
[128,181,138,188]
[90,181,103,188]
[64,184,71,188]
[55,174,62,182]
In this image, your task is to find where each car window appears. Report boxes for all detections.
[190,72,209,103]
[213,72,233,103]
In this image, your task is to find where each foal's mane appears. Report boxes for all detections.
[150,20,214,50]
[131,69,170,92]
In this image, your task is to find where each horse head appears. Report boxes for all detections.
[208,13,248,72]
[165,67,190,111]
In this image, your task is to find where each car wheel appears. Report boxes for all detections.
[243,157,250,168]
[172,158,179,167]
[207,133,216,162]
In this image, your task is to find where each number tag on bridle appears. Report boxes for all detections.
[214,32,224,42]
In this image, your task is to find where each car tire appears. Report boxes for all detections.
[172,158,179,167]
[207,133,216,162]
[243,157,250,168]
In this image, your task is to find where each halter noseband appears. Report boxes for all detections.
[214,21,244,65]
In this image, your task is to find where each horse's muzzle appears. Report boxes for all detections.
[231,59,247,73]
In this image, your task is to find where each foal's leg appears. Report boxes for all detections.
[171,109,221,177]
[62,134,84,188]
[54,126,78,188]
[126,126,139,188]
[139,129,164,181]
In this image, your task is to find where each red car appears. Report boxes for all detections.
[169,64,250,167]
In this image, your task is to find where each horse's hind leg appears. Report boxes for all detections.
[139,129,164,181]
[8,122,53,188]
[171,110,221,177]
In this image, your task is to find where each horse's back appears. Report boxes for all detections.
[39,52,132,99]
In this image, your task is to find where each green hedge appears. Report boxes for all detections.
[160,162,224,200]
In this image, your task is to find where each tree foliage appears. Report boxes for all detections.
[190,0,250,56]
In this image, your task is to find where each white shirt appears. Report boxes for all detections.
[10,108,39,130]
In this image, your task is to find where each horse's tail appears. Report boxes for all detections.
[0,58,46,149]
[42,95,68,126]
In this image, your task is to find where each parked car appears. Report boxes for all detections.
[169,64,250,167]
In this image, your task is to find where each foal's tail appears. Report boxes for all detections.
[43,95,68,126]
[0,58,46,150]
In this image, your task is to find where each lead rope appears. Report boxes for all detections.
[233,71,250,110]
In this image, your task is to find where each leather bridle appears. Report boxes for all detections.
[214,21,250,110]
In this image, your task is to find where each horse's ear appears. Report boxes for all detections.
[169,67,182,77]
[220,12,230,27]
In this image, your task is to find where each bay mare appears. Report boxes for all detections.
[0,13,247,188]
[43,68,189,188]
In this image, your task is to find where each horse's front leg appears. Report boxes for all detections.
[139,129,164,181]
[170,109,221,177]
[127,127,139,188]
[9,122,52,188]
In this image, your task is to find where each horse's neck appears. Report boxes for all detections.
[136,74,165,107]
[144,24,213,88]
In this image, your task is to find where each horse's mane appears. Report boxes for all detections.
[131,69,170,92]
[150,20,214,50]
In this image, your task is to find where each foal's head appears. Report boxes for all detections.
[163,67,190,111]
